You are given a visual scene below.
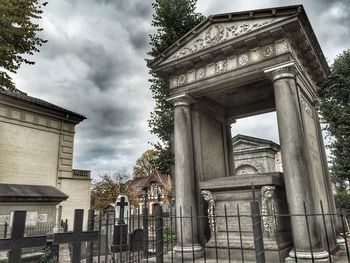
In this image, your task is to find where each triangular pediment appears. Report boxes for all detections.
[149,5,329,84]
[166,17,284,63]
[233,140,263,150]
[150,6,305,70]
[232,135,279,151]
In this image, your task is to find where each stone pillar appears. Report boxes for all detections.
[53,205,63,233]
[225,118,236,176]
[265,63,329,262]
[167,94,203,260]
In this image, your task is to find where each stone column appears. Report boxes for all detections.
[265,63,329,262]
[167,94,203,260]
[225,118,236,176]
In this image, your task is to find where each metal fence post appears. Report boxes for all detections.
[155,203,163,263]
[143,190,149,258]
[46,236,59,262]
[4,222,8,238]
[250,184,266,263]
[86,209,95,263]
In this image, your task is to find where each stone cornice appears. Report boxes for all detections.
[0,92,85,124]
[166,94,196,107]
[0,103,76,134]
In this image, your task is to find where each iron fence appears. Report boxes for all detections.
[0,206,349,262]
[0,222,56,239]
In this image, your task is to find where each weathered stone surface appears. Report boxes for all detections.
[200,173,291,262]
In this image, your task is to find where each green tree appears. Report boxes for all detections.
[133,149,158,178]
[147,0,205,174]
[0,0,47,93]
[317,50,350,187]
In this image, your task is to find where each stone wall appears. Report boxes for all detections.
[0,203,56,226]
[60,178,91,230]
[0,121,59,186]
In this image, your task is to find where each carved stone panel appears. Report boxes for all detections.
[167,17,285,62]
[169,39,291,88]
[261,186,277,236]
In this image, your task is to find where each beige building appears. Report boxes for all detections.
[0,89,91,230]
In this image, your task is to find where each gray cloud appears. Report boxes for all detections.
[11,0,349,177]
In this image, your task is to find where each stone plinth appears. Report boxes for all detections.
[200,173,292,262]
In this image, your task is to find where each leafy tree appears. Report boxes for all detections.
[133,149,158,178]
[147,0,205,174]
[334,192,350,212]
[0,0,47,93]
[91,170,138,210]
[318,50,350,187]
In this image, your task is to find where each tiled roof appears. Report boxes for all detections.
[126,171,171,195]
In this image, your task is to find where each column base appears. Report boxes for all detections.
[285,250,330,262]
[174,244,203,261]
[337,237,346,250]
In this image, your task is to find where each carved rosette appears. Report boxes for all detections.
[201,190,216,233]
[261,186,277,236]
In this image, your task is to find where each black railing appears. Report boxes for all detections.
[0,222,55,239]
[0,207,349,262]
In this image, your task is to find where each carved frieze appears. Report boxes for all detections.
[275,38,290,55]
[169,18,283,61]
[201,190,216,233]
[170,39,291,88]
[215,60,227,74]
[261,186,277,235]
[300,96,314,118]
[0,215,10,225]
[196,67,206,79]
[238,54,249,65]
[263,45,274,57]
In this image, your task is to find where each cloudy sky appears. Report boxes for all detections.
[12,0,350,178]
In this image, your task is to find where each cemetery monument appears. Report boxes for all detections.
[149,5,337,262]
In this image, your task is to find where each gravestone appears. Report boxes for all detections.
[130,229,145,252]
[149,5,337,263]
[111,195,129,253]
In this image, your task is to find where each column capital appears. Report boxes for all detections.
[166,94,195,107]
[225,117,236,126]
[264,62,297,82]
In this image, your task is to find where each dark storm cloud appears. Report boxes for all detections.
[134,1,153,18]
[94,0,153,18]
[129,31,149,51]
[80,43,119,91]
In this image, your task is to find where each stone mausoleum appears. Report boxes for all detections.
[149,5,337,262]
[0,89,91,230]
[232,134,282,175]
